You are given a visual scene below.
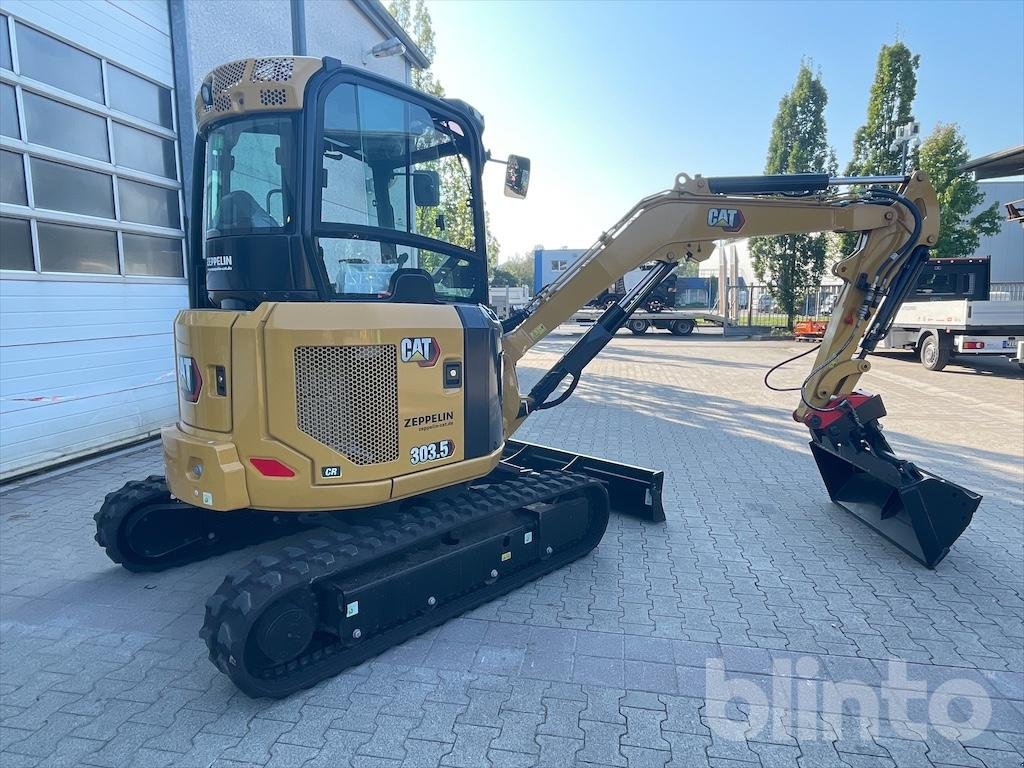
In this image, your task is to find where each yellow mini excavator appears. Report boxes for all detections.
[95,56,981,698]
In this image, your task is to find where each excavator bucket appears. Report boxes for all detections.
[808,394,981,568]
[502,439,666,522]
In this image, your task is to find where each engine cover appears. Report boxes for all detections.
[164,302,503,512]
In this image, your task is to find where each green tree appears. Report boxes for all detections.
[918,123,1002,258]
[388,0,500,266]
[749,64,837,329]
[846,42,920,177]
[840,42,920,254]
[491,254,534,288]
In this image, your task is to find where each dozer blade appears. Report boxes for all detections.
[808,394,981,568]
[502,439,665,522]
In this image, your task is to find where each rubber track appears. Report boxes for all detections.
[94,476,307,573]
[201,469,608,698]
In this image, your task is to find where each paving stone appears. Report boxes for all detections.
[489,709,544,754]
[3,713,91,758]
[216,717,293,765]
[2,691,82,731]
[409,701,464,743]
[143,707,219,753]
[399,739,452,768]
[502,678,550,714]
[1,336,1022,768]
[305,729,373,768]
[578,632,625,659]
[537,696,585,740]
[521,649,575,682]
[578,719,627,766]
[485,748,536,767]
[458,687,509,727]
[535,734,583,767]
[581,685,628,725]
[624,659,679,694]
[660,695,709,736]
[621,745,671,768]
[75,722,159,768]
[622,705,670,751]
[70,699,148,742]
[574,655,625,687]
[663,730,713,767]
[440,722,500,768]
[749,741,801,768]
[355,715,417,761]
[278,705,343,749]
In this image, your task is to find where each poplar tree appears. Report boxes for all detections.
[846,42,920,177]
[840,42,920,254]
[750,64,837,329]
[388,0,500,265]
[918,123,1002,258]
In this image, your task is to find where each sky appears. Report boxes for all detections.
[424,0,1024,262]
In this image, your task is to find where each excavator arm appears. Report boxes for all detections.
[500,170,980,567]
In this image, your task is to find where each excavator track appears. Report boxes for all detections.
[94,476,309,573]
[201,469,609,698]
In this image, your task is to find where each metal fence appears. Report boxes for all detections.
[717,283,844,328]
[718,281,1024,328]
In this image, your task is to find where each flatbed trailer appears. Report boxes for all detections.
[570,307,725,335]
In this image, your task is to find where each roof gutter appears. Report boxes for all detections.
[957,145,1024,180]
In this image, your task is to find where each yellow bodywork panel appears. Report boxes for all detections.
[164,302,502,513]
[194,56,323,133]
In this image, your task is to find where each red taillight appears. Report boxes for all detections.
[178,356,202,402]
[963,341,985,349]
[249,458,295,478]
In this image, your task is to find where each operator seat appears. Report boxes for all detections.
[385,268,439,304]
[214,190,279,230]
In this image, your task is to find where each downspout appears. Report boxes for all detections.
[291,0,307,55]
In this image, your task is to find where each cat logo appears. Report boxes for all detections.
[707,208,745,233]
[400,337,440,367]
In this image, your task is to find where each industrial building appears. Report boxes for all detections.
[0,0,426,479]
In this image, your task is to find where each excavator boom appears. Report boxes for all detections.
[499,170,980,567]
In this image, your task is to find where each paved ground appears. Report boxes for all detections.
[1,329,1022,768]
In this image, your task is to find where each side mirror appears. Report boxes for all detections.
[413,169,441,207]
[504,154,530,199]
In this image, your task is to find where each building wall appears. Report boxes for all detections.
[0,0,187,479]
[176,0,293,111]
[0,280,183,475]
[0,0,422,479]
[533,248,585,293]
[975,180,1024,282]
[304,0,410,84]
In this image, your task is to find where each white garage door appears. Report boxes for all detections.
[0,1,185,479]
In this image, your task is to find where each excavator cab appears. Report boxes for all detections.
[192,58,493,311]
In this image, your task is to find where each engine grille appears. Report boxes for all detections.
[294,345,399,465]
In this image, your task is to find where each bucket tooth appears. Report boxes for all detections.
[808,394,981,568]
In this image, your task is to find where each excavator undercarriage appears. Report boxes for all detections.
[94,55,981,698]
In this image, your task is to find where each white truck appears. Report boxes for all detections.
[875,257,1024,370]
[489,285,531,319]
